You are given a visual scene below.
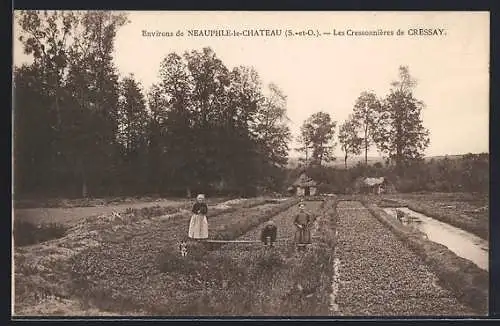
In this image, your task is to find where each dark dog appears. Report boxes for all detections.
[261,221,277,246]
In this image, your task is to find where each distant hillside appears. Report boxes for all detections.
[286,153,487,169]
[286,156,384,169]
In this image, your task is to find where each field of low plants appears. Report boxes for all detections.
[362,201,488,314]
[334,200,478,316]
[13,197,278,315]
[14,196,344,316]
[168,199,337,316]
[13,192,488,317]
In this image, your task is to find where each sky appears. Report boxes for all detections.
[12,11,490,158]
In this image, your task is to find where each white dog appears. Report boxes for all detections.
[179,241,188,257]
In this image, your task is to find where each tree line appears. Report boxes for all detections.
[296,66,430,172]
[292,66,488,194]
[13,11,487,199]
[14,11,290,198]
[290,153,489,194]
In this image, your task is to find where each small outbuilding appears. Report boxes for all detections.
[291,172,319,197]
[353,176,396,194]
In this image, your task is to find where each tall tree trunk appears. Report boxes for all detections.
[81,165,88,198]
[396,114,403,175]
[365,141,368,165]
[344,153,348,169]
[365,125,369,165]
[77,156,89,198]
[82,178,88,198]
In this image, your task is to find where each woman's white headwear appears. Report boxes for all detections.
[265,220,276,227]
[197,194,205,200]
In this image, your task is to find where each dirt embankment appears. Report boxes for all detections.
[334,200,477,316]
[361,201,488,315]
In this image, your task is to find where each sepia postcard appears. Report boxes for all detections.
[12,11,490,318]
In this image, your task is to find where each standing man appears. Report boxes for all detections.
[294,202,312,251]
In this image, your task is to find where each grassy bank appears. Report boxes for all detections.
[361,201,488,314]
[405,202,488,240]
[357,193,488,241]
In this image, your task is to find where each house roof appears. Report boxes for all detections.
[364,177,385,186]
[292,173,318,187]
[354,176,386,187]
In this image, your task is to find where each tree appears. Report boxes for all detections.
[251,83,291,167]
[373,66,430,173]
[352,91,381,165]
[295,130,313,166]
[14,27,292,198]
[145,83,169,193]
[460,153,489,192]
[15,11,80,195]
[298,111,337,167]
[16,10,129,197]
[117,75,148,154]
[184,47,231,191]
[13,64,55,195]
[117,75,149,192]
[156,48,293,196]
[64,11,129,196]
[158,52,195,196]
[224,66,264,194]
[338,116,363,169]
[250,83,292,193]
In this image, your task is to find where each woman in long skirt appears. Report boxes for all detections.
[188,194,209,240]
